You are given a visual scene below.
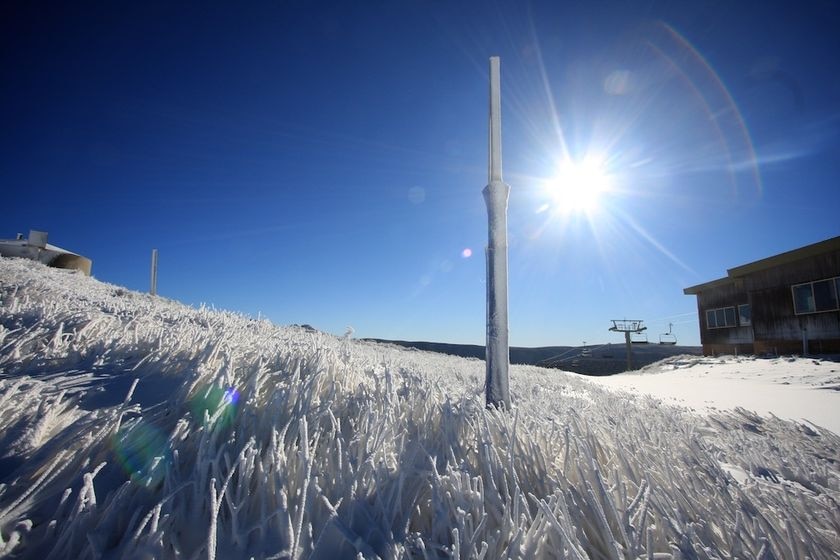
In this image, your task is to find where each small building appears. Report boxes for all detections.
[684,236,840,356]
[0,230,92,276]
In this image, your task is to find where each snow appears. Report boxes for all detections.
[1,256,839,559]
[592,355,840,435]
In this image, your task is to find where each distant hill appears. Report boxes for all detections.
[363,339,702,375]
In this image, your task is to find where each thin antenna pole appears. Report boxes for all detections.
[483,56,511,410]
[150,248,158,296]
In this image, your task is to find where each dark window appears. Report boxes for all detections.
[706,306,737,328]
[792,277,840,315]
[738,304,751,326]
[725,307,736,326]
[792,284,815,314]
[813,279,838,312]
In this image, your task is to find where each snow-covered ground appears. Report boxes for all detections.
[1,257,838,559]
[592,355,840,436]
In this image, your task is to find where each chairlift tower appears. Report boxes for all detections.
[609,319,647,371]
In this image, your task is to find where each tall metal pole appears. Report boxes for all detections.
[484,56,511,409]
[150,248,158,296]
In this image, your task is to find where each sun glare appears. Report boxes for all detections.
[545,158,611,215]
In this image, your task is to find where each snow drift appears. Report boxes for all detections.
[0,257,838,558]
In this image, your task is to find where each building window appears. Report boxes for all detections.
[706,306,737,328]
[814,279,838,311]
[738,304,751,326]
[792,277,840,315]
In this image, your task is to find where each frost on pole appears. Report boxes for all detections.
[483,56,511,410]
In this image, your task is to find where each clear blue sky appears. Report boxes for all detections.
[3,1,839,347]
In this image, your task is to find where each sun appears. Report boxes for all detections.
[544,157,611,215]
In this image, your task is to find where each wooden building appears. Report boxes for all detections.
[684,236,840,356]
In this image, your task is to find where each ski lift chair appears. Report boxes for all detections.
[659,323,677,345]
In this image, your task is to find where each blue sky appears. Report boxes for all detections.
[3,1,839,347]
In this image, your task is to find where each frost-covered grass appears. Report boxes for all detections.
[1,257,838,559]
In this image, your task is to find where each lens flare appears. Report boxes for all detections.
[223,386,240,405]
[112,420,170,487]
[189,384,240,429]
[659,22,761,197]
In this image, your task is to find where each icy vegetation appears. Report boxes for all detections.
[1,257,839,559]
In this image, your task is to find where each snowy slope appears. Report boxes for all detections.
[0,257,838,559]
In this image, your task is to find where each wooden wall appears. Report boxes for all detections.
[693,246,840,355]
[744,249,840,349]
[694,280,754,353]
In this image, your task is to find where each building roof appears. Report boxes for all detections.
[684,235,840,295]
[683,276,732,295]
